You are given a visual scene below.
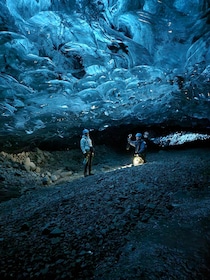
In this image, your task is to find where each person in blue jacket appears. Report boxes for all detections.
[127,132,147,163]
[80,129,94,177]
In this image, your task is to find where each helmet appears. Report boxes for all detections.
[135,133,142,138]
[82,129,89,135]
[143,131,149,138]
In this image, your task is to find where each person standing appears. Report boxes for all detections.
[143,131,157,151]
[80,129,94,177]
[142,131,150,152]
[127,132,147,163]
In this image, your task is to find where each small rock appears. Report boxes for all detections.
[51,175,58,182]
[29,161,36,171]
[42,177,51,185]
[20,223,30,231]
[49,228,63,237]
[36,167,41,173]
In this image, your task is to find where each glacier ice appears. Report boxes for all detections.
[0,0,209,148]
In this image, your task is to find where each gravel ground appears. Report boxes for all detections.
[0,146,210,279]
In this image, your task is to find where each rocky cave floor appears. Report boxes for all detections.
[0,145,210,279]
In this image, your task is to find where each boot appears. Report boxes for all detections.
[84,171,88,177]
[89,168,94,175]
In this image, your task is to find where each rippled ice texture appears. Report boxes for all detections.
[0,0,209,147]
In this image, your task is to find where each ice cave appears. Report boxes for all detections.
[0,0,209,150]
[0,1,210,279]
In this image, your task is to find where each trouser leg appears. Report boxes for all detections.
[84,162,88,176]
[83,152,93,176]
[83,154,89,176]
[88,153,93,175]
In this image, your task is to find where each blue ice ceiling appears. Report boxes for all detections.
[0,0,209,147]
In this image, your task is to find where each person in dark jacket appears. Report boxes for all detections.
[127,132,147,164]
[80,129,94,177]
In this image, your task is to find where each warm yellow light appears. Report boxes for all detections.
[133,156,144,166]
